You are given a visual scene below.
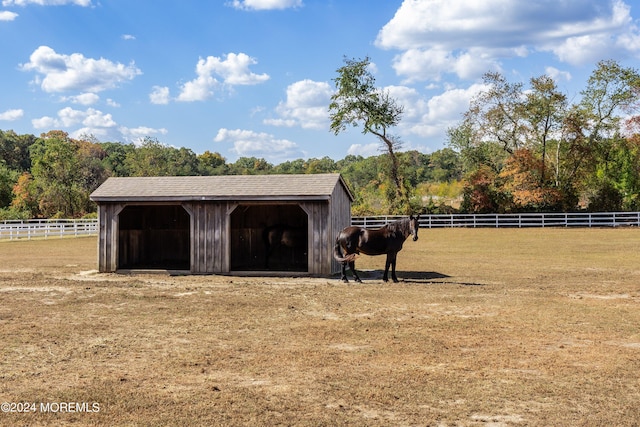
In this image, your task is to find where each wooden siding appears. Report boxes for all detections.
[97,203,124,272]
[300,201,327,275]
[329,180,353,274]
[183,201,229,274]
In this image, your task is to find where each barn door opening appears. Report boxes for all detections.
[118,205,190,270]
[230,204,308,272]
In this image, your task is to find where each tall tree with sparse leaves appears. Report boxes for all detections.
[329,56,408,213]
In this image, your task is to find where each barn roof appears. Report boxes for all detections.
[90,173,354,202]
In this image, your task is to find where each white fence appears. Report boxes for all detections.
[352,212,640,229]
[1,212,638,241]
[0,219,98,240]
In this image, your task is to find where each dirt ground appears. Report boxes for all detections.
[0,228,639,426]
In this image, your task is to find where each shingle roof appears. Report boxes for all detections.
[90,174,354,202]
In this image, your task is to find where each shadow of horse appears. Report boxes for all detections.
[334,269,484,286]
[400,271,484,286]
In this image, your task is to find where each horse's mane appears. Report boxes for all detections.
[386,217,410,235]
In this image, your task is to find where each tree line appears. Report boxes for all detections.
[0,129,462,219]
[0,60,638,219]
[449,60,640,213]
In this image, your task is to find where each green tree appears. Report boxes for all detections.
[197,151,227,175]
[0,129,34,172]
[466,72,526,155]
[429,148,463,182]
[227,157,273,175]
[329,56,408,213]
[305,156,337,174]
[124,138,199,176]
[524,75,567,184]
[0,163,18,208]
[30,131,85,217]
[100,142,136,176]
[578,60,640,207]
[273,158,306,174]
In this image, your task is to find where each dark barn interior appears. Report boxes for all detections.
[118,205,190,270]
[230,204,308,272]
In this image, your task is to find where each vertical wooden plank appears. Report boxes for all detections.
[222,202,238,273]
[97,204,106,272]
[330,180,352,275]
[220,202,230,273]
[215,202,222,273]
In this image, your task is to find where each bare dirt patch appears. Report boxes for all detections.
[0,229,639,426]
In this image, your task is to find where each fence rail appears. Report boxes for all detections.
[352,212,640,229]
[0,219,98,240]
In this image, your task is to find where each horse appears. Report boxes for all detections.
[263,224,308,269]
[333,215,420,283]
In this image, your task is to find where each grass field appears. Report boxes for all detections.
[0,229,639,426]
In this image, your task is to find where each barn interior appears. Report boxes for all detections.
[230,204,309,272]
[117,205,190,270]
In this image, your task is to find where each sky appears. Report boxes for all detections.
[1,0,640,164]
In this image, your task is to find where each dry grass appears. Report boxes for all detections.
[0,229,639,426]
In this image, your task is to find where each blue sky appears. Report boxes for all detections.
[1,0,640,164]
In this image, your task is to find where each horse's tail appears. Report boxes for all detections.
[333,238,357,263]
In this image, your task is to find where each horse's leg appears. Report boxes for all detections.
[340,261,348,282]
[383,255,391,282]
[350,260,362,283]
[390,253,399,283]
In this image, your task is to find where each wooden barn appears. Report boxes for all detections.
[89,173,353,276]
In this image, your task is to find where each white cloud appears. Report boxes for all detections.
[347,143,379,158]
[264,79,332,129]
[367,83,486,144]
[120,126,168,144]
[0,108,23,120]
[121,126,168,138]
[21,45,141,93]
[31,115,57,129]
[62,92,99,105]
[149,86,170,105]
[177,53,269,102]
[544,34,618,65]
[410,83,487,139]
[0,10,18,20]
[121,34,135,40]
[376,0,640,81]
[214,127,302,160]
[31,106,168,144]
[545,66,572,83]
[2,0,91,5]
[229,0,302,11]
[32,106,116,130]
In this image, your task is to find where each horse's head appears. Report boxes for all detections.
[409,215,420,241]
